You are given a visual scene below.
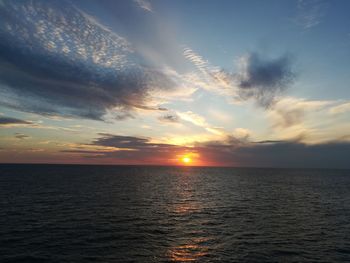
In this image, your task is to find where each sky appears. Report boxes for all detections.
[0,0,349,168]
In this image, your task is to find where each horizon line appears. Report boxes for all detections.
[0,162,348,171]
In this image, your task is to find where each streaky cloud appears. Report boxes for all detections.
[134,0,153,12]
[14,133,30,140]
[0,116,32,126]
[68,133,190,164]
[91,133,177,149]
[329,102,350,115]
[183,47,211,73]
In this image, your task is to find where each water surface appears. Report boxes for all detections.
[1,164,350,262]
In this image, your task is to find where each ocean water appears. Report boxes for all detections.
[0,164,350,262]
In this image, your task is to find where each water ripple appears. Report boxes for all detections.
[1,165,350,262]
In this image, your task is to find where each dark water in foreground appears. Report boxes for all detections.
[0,165,350,262]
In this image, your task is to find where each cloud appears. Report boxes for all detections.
[183,47,211,73]
[207,109,233,123]
[111,109,136,121]
[0,116,33,126]
[233,128,251,140]
[177,111,224,135]
[14,133,30,140]
[134,0,153,12]
[0,0,172,120]
[63,133,350,168]
[329,102,350,115]
[295,0,328,29]
[92,133,154,149]
[234,53,295,108]
[195,135,245,149]
[254,140,285,144]
[158,113,180,123]
[196,134,350,169]
[0,0,297,122]
[183,48,295,108]
[64,133,190,164]
[267,97,332,128]
[177,111,208,127]
[233,140,350,169]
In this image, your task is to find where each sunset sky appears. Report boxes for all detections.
[0,0,349,168]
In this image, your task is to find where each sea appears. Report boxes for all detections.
[0,164,350,262]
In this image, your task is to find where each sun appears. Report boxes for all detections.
[182,156,191,164]
[179,152,199,166]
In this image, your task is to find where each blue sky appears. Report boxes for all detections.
[0,0,349,167]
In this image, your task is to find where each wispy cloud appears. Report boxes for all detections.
[329,102,350,115]
[0,115,85,133]
[183,47,211,73]
[134,0,153,12]
[267,97,333,128]
[295,0,328,29]
[262,97,350,144]
[176,111,224,135]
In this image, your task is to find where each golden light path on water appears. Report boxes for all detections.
[166,168,214,261]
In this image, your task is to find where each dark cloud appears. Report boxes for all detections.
[0,0,173,120]
[63,133,189,164]
[91,133,177,149]
[65,133,350,169]
[254,140,285,144]
[0,116,32,126]
[158,113,180,123]
[197,138,350,169]
[195,135,244,149]
[232,141,350,169]
[92,133,150,148]
[14,133,30,140]
[235,53,295,108]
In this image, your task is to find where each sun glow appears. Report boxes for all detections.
[182,156,191,164]
[180,153,197,165]
[178,152,200,166]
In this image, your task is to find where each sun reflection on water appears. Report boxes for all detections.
[167,237,211,262]
[173,201,200,214]
[166,173,213,261]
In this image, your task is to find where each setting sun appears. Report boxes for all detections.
[182,156,191,164]
[178,152,200,166]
